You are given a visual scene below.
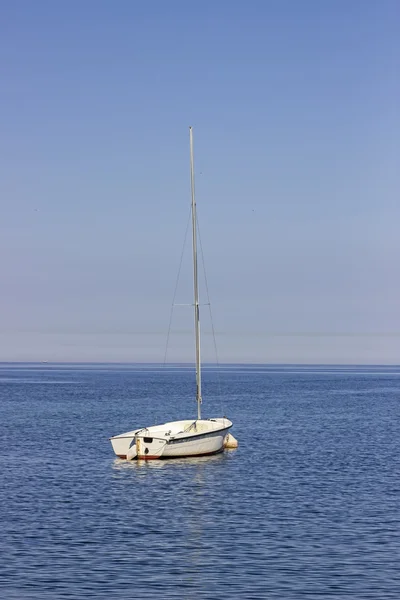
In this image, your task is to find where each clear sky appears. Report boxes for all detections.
[1,1,399,363]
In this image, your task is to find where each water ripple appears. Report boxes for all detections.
[1,365,399,598]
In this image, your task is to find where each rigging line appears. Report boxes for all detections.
[196,213,223,413]
[163,206,192,366]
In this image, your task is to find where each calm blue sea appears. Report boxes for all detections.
[1,363,400,599]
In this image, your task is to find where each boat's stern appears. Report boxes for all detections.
[109,428,141,459]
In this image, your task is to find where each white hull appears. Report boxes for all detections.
[110,418,232,460]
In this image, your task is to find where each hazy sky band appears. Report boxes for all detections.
[1,1,399,362]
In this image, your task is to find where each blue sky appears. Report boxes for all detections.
[1,1,399,363]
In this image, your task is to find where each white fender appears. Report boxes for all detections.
[224,433,238,449]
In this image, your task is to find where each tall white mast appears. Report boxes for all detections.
[189,126,202,420]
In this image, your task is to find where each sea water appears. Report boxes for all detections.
[1,363,399,599]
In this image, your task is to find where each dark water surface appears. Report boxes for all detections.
[1,364,400,599]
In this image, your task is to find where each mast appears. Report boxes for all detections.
[189,126,202,420]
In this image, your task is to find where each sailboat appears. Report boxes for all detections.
[110,127,234,460]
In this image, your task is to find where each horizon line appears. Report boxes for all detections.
[1,361,400,367]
